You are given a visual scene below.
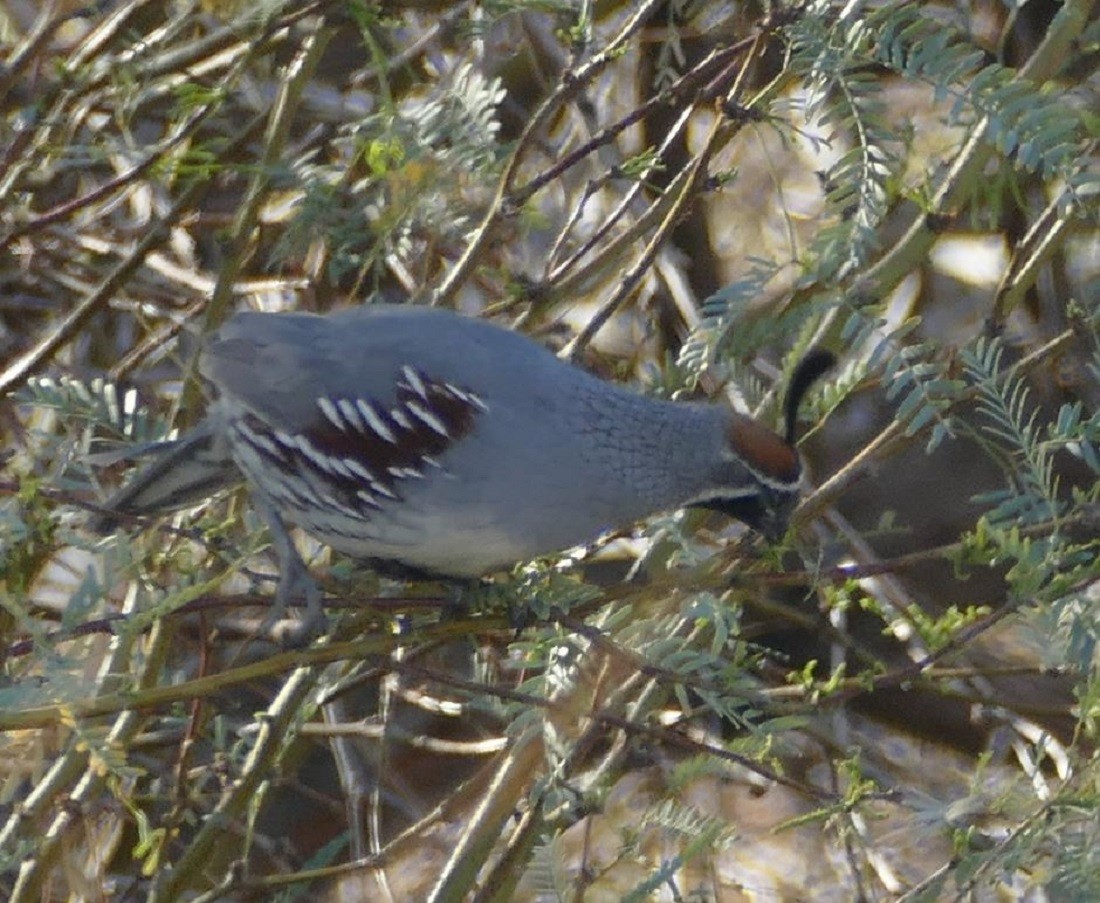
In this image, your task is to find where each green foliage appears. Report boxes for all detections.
[881,339,965,449]
[16,376,168,445]
[901,602,993,652]
[621,799,736,902]
[0,477,57,600]
[964,337,1065,525]
[1045,808,1100,900]
[953,327,1100,669]
[679,260,830,403]
[872,6,1090,182]
[273,61,507,284]
[524,832,573,901]
[2,0,1098,900]
[785,3,901,277]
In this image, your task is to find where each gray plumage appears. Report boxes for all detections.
[95,304,818,638]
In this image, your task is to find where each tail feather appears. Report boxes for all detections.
[90,421,241,533]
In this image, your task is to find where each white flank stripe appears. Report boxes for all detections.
[283,475,322,505]
[344,458,377,482]
[388,466,424,479]
[442,384,487,411]
[407,401,449,437]
[390,407,412,430]
[238,421,281,457]
[317,487,354,514]
[356,399,397,443]
[327,457,354,478]
[421,455,442,469]
[338,398,365,433]
[356,489,380,508]
[253,433,280,457]
[401,365,428,399]
[370,480,398,499]
[318,396,345,431]
[266,482,296,505]
[294,434,337,473]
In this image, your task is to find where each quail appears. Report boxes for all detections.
[93,303,832,639]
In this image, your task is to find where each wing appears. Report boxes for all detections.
[224,363,488,515]
[201,306,507,519]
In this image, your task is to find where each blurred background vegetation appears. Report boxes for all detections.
[1,0,1098,900]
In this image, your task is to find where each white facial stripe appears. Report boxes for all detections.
[744,470,801,492]
[683,486,765,507]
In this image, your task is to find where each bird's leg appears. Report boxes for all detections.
[442,577,477,619]
[251,492,328,646]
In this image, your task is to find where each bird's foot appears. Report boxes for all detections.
[261,563,329,648]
